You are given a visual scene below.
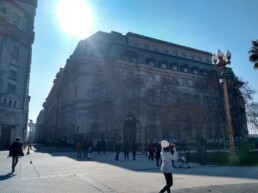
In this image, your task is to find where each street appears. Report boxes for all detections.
[0,145,258,193]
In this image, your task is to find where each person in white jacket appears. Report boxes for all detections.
[159,140,178,193]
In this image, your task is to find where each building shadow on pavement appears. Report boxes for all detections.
[32,144,258,180]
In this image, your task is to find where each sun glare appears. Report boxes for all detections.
[56,0,93,39]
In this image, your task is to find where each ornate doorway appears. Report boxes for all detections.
[0,125,13,150]
[123,115,136,144]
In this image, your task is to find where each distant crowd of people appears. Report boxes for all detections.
[75,140,138,161]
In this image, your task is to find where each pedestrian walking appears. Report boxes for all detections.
[131,142,137,160]
[159,140,178,193]
[155,140,161,166]
[170,143,176,168]
[123,141,130,160]
[102,140,107,154]
[114,140,121,161]
[87,144,93,159]
[96,141,101,155]
[83,141,89,159]
[148,141,155,161]
[76,142,82,158]
[8,137,24,172]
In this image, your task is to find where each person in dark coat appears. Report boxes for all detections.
[9,137,24,172]
[114,141,121,160]
[148,141,155,161]
[96,141,101,155]
[102,140,107,154]
[131,142,137,160]
[76,142,83,158]
[123,141,130,160]
[83,141,89,159]
[155,140,162,166]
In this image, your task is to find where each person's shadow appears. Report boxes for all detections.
[0,172,16,181]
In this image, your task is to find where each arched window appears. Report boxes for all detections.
[8,100,12,107]
[169,62,179,71]
[210,70,217,77]
[158,60,168,69]
[120,51,138,63]
[200,69,209,76]
[180,64,189,73]
[3,98,7,106]
[191,66,199,75]
[122,56,129,62]
[146,57,156,66]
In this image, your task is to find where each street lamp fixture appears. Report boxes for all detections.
[212,50,235,152]
[27,119,33,154]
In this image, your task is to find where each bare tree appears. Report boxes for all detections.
[240,81,258,134]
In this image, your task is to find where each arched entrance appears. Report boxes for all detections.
[123,115,136,144]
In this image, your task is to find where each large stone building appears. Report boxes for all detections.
[40,31,247,149]
[0,0,37,149]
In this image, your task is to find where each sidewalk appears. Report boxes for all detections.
[0,145,258,193]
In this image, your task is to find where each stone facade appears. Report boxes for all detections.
[40,31,247,149]
[0,0,37,149]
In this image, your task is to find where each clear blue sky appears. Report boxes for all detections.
[30,0,258,123]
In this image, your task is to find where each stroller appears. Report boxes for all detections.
[173,151,191,168]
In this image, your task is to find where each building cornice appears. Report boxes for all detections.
[126,32,212,56]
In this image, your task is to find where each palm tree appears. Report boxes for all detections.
[249,40,258,69]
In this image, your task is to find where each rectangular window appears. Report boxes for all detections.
[2,7,7,14]
[90,123,99,132]
[3,98,7,106]
[123,56,129,62]
[163,49,169,54]
[12,45,19,58]
[8,100,12,107]
[131,58,137,63]
[148,75,155,81]
[154,47,159,52]
[9,70,17,80]
[12,12,21,26]
[7,83,16,93]
[172,66,178,70]
[149,61,155,66]
[143,44,150,49]
[193,69,198,74]
[132,42,139,47]
[183,68,188,72]
[161,63,167,69]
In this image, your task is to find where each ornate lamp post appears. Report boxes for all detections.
[212,50,235,152]
[27,119,33,154]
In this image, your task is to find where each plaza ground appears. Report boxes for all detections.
[0,145,258,193]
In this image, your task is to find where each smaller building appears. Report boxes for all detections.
[0,0,37,149]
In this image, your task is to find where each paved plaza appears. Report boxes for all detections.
[0,145,258,193]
